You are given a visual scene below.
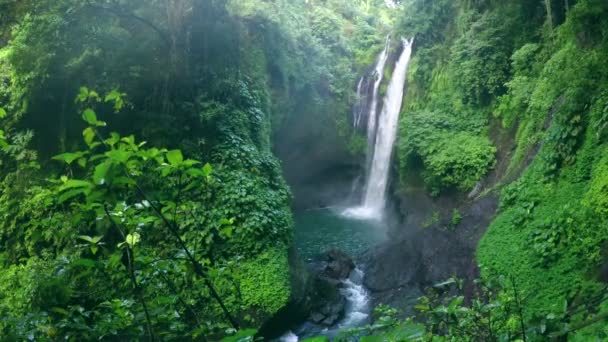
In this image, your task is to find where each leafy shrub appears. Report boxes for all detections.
[399,110,496,194]
[450,209,462,227]
[421,132,496,192]
[237,248,290,316]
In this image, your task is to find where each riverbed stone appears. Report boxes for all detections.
[322,248,355,280]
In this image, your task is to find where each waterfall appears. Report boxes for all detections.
[366,37,390,149]
[344,38,414,220]
[353,77,365,128]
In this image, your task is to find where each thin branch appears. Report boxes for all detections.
[132,182,240,329]
[90,125,240,330]
[156,271,209,342]
[104,205,155,341]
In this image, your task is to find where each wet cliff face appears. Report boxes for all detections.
[273,95,362,211]
[361,186,499,314]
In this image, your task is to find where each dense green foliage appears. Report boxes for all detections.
[2,0,608,340]
[477,0,608,331]
[393,0,608,339]
[0,0,395,340]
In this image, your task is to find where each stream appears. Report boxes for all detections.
[280,209,387,341]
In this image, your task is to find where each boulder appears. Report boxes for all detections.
[322,249,355,280]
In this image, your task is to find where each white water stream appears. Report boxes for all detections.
[353,77,365,128]
[338,268,370,328]
[366,36,390,150]
[279,268,370,342]
[344,38,414,220]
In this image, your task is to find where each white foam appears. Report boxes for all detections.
[279,331,298,342]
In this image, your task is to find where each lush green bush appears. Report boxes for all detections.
[398,1,608,339]
[399,110,495,194]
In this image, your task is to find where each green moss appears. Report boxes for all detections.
[450,209,462,227]
[238,247,291,316]
[399,110,496,193]
[583,151,608,218]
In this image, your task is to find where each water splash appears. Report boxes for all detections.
[339,268,370,328]
[384,0,397,9]
[279,331,299,342]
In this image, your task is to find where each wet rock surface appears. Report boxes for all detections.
[306,249,355,325]
[258,248,356,339]
[362,188,499,314]
[320,249,356,281]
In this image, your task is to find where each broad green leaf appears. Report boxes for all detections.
[125,232,141,247]
[160,165,173,177]
[76,87,89,103]
[186,168,204,178]
[0,108,6,119]
[183,159,201,167]
[121,135,135,145]
[93,161,112,185]
[202,163,212,177]
[83,127,95,145]
[106,149,130,164]
[220,226,233,238]
[53,152,86,165]
[105,90,126,111]
[82,108,98,125]
[78,235,95,243]
[89,90,100,101]
[78,235,103,244]
[60,179,93,190]
[166,149,183,166]
[219,218,235,225]
[105,90,120,102]
[58,188,89,203]
[220,329,257,342]
[73,258,97,268]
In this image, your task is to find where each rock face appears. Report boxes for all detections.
[321,249,356,280]
[258,248,355,338]
[362,187,499,314]
[273,95,362,211]
[306,249,355,325]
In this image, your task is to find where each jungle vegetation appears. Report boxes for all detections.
[1,0,608,340]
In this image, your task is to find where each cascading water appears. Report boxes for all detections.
[338,268,370,328]
[344,38,414,220]
[278,268,370,342]
[353,77,365,129]
[366,37,390,150]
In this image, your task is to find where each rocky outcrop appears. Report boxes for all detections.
[258,248,355,338]
[361,187,499,314]
[306,249,355,325]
